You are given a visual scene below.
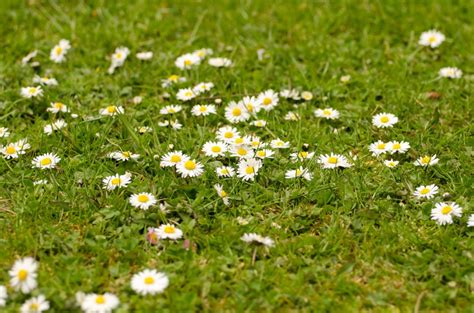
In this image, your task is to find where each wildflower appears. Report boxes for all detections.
[231,145,254,159]
[384,159,399,168]
[146,228,160,245]
[9,257,38,294]
[318,153,352,169]
[32,153,60,169]
[270,138,290,149]
[418,30,445,48]
[99,105,124,116]
[108,151,139,162]
[161,74,186,88]
[413,184,439,199]
[214,184,230,205]
[33,75,58,86]
[301,91,313,101]
[255,149,275,159]
[237,158,262,181]
[108,47,130,74]
[430,202,462,225]
[369,140,388,156]
[176,159,204,178]
[280,89,300,100]
[175,53,201,69]
[252,120,267,127]
[50,39,71,63]
[241,233,274,247]
[176,88,196,101]
[193,82,214,95]
[258,90,279,111]
[0,285,7,307]
[340,75,351,83]
[44,119,67,135]
[372,113,398,128]
[284,112,300,121]
[290,151,315,162]
[131,269,169,295]
[216,126,240,143]
[468,215,474,227]
[20,295,50,313]
[439,67,462,79]
[387,141,410,154]
[1,139,30,159]
[0,127,10,138]
[81,293,120,313]
[136,51,153,60]
[137,126,152,134]
[102,173,132,190]
[315,108,340,119]
[47,102,68,113]
[160,105,182,115]
[285,167,313,180]
[156,224,183,240]
[22,50,37,65]
[225,101,250,123]
[208,57,232,67]
[21,86,43,98]
[129,193,157,210]
[241,96,261,114]
[193,48,213,59]
[160,151,189,168]
[202,141,227,157]
[191,104,216,116]
[216,166,235,177]
[414,155,439,167]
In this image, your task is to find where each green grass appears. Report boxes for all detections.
[0,0,473,312]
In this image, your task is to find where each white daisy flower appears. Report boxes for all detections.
[418,30,445,48]
[137,126,153,134]
[216,126,240,143]
[439,67,462,79]
[431,202,462,225]
[214,184,230,205]
[290,151,315,162]
[21,86,43,98]
[372,113,398,128]
[301,91,313,101]
[241,233,274,247]
[231,145,254,159]
[225,101,250,123]
[108,46,130,74]
[0,127,10,138]
[237,158,262,181]
[414,155,439,167]
[160,105,183,115]
[285,167,313,181]
[129,193,157,210]
[270,138,290,149]
[176,159,204,178]
[176,88,196,101]
[33,180,48,186]
[257,90,279,111]
[241,96,261,114]
[208,57,232,67]
[318,153,352,169]
[314,108,340,119]
[20,294,50,313]
[160,151,189,168]
[22,50,38,65]
[216,166,235,177]
[249,136,265,149]
[9,257,38,294]
[284,112,300,121]
[251,120,267,127]
[99,105,124,116]
[161,74,186,88]
[1,140,30,159]
[387,141,410,154]
[229,135,251,147]
[47,102,68,113]
[468,215,474,227]
[202,141,227,157]
[102,173,132,190]
[50,39,71,63]
[193,82,214,95]
[175,53,201,70]
[156,224,183,240]
[108,151,140,162]
[193,48,213,59]
[384,159,399,168]
[413,184,439,199]
[191,104,216,116]
[170,120,183,130]
[32,153,60,169]
[136,51,153,60]
[44,119,67,135]
[255,149,274,159]
[369,140,388,156]
[81,293,120,313]
[33,75,58,86]
[280,89,300,100]
[131,269,169,296]
[0,285,7,307]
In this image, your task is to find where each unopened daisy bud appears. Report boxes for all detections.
[132,96,143,104]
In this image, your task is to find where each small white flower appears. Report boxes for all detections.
[301,91,313,101]
[161,74,186,88]
[431,202,462,225]
[284,111,300,121]
[214,184,230,205]
[21,86,43,98]
[81,293,120,313]
[9,257,38,294]
[108,151,140,162]
[251,120,267,127]
[47,102,68,113]
[102,173,132,190]
[191,104,216,116]
[99,105,124,116]
[216,166,235,177]
[176,159,204,178]
[175,53,201,69]
[129,193,157,210]
[156,224,183,240]
[255,149,274,159]
[202,141,227,157]
[413,184,439,200]
[33,75,58,86]
[257,90,279,111]
[160,105,183,115]
[241,233,274,247]
[176,88,196,101]
[318,153,352,169]
[314,108,340,120]
[0,127,10,138]
[160,151,189,168]
[0,285,7,307]
[208,57,232,67]
[439,67,462,79]
[418,30,445,48]
[22,50,38,65]
[136,51,153,60]
[50,39,71,63]
[270,138,290,149]
[225,101,250,123]
[414,155,439,167]
[20,294,50,313]
[193,48,213,59]
[467,214,474,227]
[131,269,169,295]
[387,141,410,154]
[32,153,60,169]
[108,47,130,74]
[372,113,398,128]
[369,140,388,156]
[384,159,399,168]
[285,167,313,181]
[193,82,214,95]
[237,158,262,181]
[44,119,67,135]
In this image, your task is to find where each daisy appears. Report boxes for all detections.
[237,158,262,181]
[208,57,232,67]
[22,50,38,65]
[47,102,68,113]
[0,285,7,307]
[33,75,58,86]
[161,74,186,88]
[9,257,38,294]
[160,151,189,167]
[20,295,50,313]
[50,39,71,63]
[225,101,250,123]
[175,53,201,69]
[0,127,10,138]
[193,82,214,95]
[414,155,439,167]
[318,153,352,169]
[137,126,153,134]
[340,75,351,83]
[193,48,213,59]
[439,67,462,79]
[102,173,132,190]
[32,153,60,169]
[170,120,183,130]
[202,141,227,157]
[387,141,410,154]
[21,86,43,98]
[372,113,398,128]
[431,202,462,225]
[301,91,313,101]
[136,51,153,60]
[160,105,183,115]
[176,88,196,101]
[231,145,254,159]
[280,89,300,100]
[284,112,300,121]
[216,166,235,177]
[314,108,340,119]
[108,151,140,162]
[251,120,267,127]
[1,141,27,159]
[413,184,439,199]
[270,138,290,149]
[156,224,183,240]
[191,104,216,116]
[214,184,230,205]
[108,46,130,74]
[249,136,265,149]
[418,30,445,48]
[229,135,251,147]
[257,90,279,111]
[468,215,474,227]
[176,159,204,178]
[255,149,275,159]
[241,233,274,247]
[384,159,399,168]
[44,119,67,135]
[81,293,119,313]
[129,193,157,210]
[369,140,388,156]
[285,167,313,180]
[290,151,315,162]
[131,269,169,296]
[216,126,240,143]
[99,105,124,116]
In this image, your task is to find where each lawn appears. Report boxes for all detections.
[0,0,473,312]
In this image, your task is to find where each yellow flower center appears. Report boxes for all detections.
[421,156,431,164]
[107,106,116,113]
[18,269,28,281]
[235,137,243,144]
[29,87,37,94]
[199,106,207,112]
[138,194,149,203]
[328,157,338,164]
[168,108,176,113]
[388,162,395,167]
[122,152,131,158]
[40,157,52,166]
[232,108,241,116]
[6,146,16,154]
[246,104,254,112]
[295,169,303,176]
[245,166,254,174]
[380,116,389,123]
[144,276,155,284]
[95,295,105,304]
[115,52,122,59]
[323,109,332,116]
[298,151,308,159]
[184,59,192,66]
[224,132,234,139]
[111,177,121,185]
[168,75,179,81]
[237,148,247,156]
[220,190,227,197]
[211,146,221,153]
[55,47,62,54]
[184,160,196,170]
[54,102,64,109]
[220,169,229,175]
[257,150,266,157]
[441,206,452,215]
[428,36,436,43]
[170,155,181,163]
[185,91,193,97]
[30,303,39,310]
[164,225,175,234]
[377,143,386,150]
[262,97,272,105]
[392,143,401,150]
[420,188,430,195]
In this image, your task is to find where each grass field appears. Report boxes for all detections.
[0,0,473,312]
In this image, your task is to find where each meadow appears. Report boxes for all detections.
[0,0,473,312]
